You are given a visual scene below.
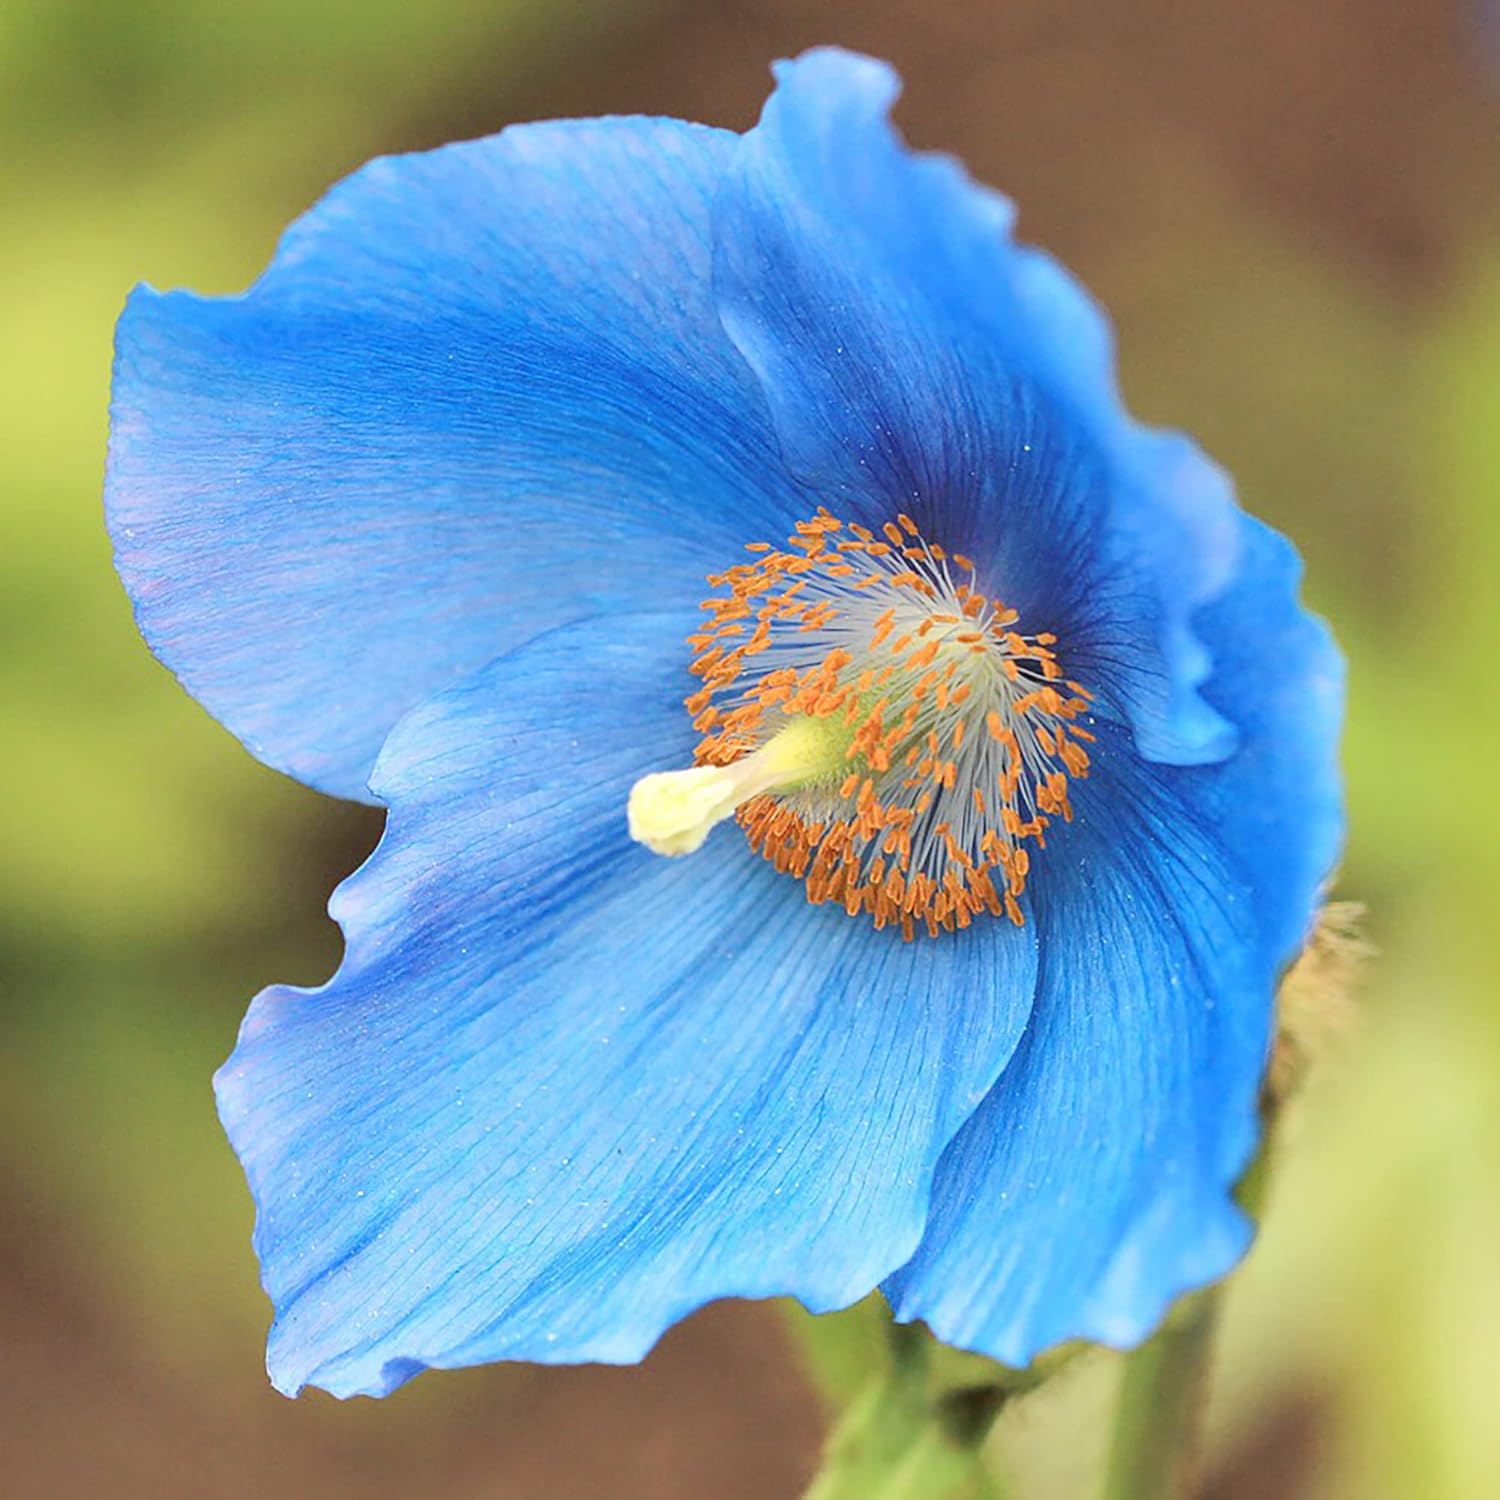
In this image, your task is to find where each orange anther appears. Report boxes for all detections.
[688,508,1090,940]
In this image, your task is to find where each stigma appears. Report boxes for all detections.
[628,714,850,856]
[627,510,1095,939]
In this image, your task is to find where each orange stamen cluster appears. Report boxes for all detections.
[686,510,1095,939]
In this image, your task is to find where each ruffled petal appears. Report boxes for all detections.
[1190,517,1345,966]
[884,515,1343,1362]
[217,612,1038,1398]
[714,49,1240,766]
[108,114,802,801]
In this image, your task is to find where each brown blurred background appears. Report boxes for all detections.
[3,2,1498,1496]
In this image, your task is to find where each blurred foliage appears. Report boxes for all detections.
[0,0,589,1451]
[1,1,1497,1496]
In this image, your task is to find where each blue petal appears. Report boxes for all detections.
[217,612,1038,1398]
[108,115,802,802]
[1191,517,1345,966]
[884,515,1343,1362]
[714,49,1241,766]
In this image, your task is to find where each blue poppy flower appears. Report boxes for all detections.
[106,49,1343,1399]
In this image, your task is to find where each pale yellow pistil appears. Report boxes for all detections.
[628,714,848,857]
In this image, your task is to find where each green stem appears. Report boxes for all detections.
[1099,1287,1222,1500]
[1100,1138,1278,1500]
[802,1322,1013,1499]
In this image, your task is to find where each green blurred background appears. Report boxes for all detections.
[2,2,1496,1495]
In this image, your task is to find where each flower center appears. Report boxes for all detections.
[627,510,1095,939]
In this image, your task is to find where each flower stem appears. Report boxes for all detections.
[802,1322,1014,1499]
[1099,1140,1277,1500]
[1099,1286,1222,1500]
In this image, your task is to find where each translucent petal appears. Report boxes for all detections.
[715,48,1241,767]
[885,514,1343,1362]
[109,116,798,799]
[217,613,1038,1396]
